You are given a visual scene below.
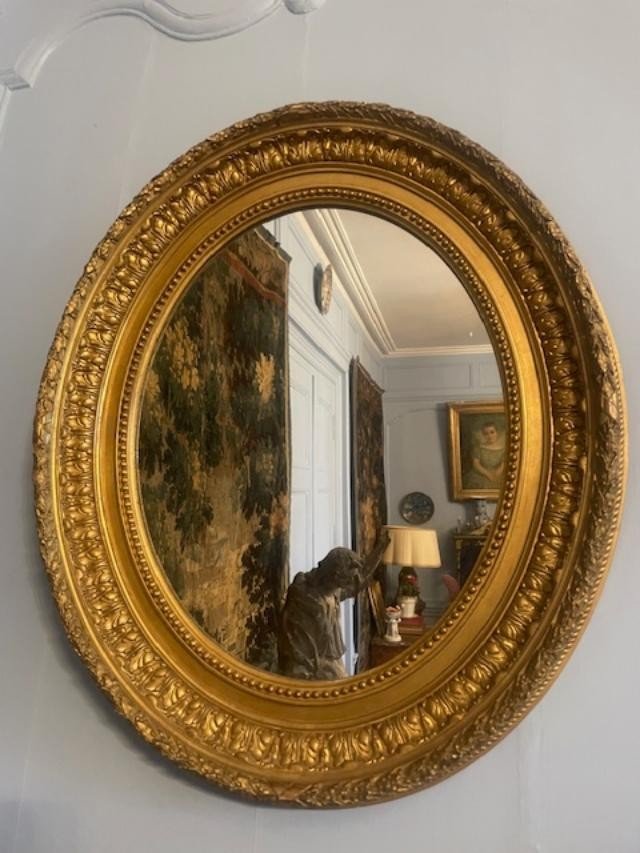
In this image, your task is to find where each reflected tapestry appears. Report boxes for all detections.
[139,227,290,669]
[350,358,387,670]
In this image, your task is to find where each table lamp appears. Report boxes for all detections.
[383,525,441,618]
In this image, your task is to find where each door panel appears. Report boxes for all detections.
[289,360,313,576]
[288,330,354,672]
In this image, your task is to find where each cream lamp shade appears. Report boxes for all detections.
[383,525,441,568]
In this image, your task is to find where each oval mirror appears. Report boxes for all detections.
[34,102,625,805]
[137,208,505,681]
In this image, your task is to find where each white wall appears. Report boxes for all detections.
[1,2,639,851]
[384,352,501,614]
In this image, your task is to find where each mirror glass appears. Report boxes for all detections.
[138,209,505,680]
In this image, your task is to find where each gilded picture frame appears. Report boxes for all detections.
[33,102,626,806]
[368,579,387,638]
[449,401,506,501]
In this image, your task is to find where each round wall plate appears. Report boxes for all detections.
[400,492,435,525]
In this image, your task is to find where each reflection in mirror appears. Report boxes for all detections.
[138,209,504,680]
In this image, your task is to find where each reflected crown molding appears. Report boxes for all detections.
[0,0,325,128]
[387,344,495,358]
[302,208,496,360]
[303,208,396,354]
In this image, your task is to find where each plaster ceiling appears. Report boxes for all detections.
[306,208,493,355]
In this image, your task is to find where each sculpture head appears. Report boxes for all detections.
[316,547,364,597]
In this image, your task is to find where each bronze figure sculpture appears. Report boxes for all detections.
[278,535,389,680]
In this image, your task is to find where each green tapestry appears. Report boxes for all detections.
[350,358,387,671]
[139,227,290,670]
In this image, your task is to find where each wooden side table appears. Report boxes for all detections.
[368,617,428,668]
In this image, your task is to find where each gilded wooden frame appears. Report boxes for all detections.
[448,400,506,501]
[368,579,387,638]
[34,102,626,806]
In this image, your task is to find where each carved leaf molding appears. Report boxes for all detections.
[34,103,625,805]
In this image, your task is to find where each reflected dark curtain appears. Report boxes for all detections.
[350,358,387,671]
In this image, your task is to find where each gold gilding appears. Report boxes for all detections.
[33,102,625,805]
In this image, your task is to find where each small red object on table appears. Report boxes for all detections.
[399,614,425,634]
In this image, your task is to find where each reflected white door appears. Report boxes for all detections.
[289,329,354,672]
[289,354,314,576]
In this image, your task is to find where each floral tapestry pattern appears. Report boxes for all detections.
[350,358,387,669]
[139,227,290,669]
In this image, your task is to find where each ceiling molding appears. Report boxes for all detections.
[384,344,495,359]
[0,0,321,131]
[301,209,495,360]
[285,213,386,362]
[303,209,396,354]
[283,0,326,12]
[0,70,30,90]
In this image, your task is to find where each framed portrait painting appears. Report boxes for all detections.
[449,401,506,501]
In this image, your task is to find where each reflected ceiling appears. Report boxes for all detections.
[304,208,492,353]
